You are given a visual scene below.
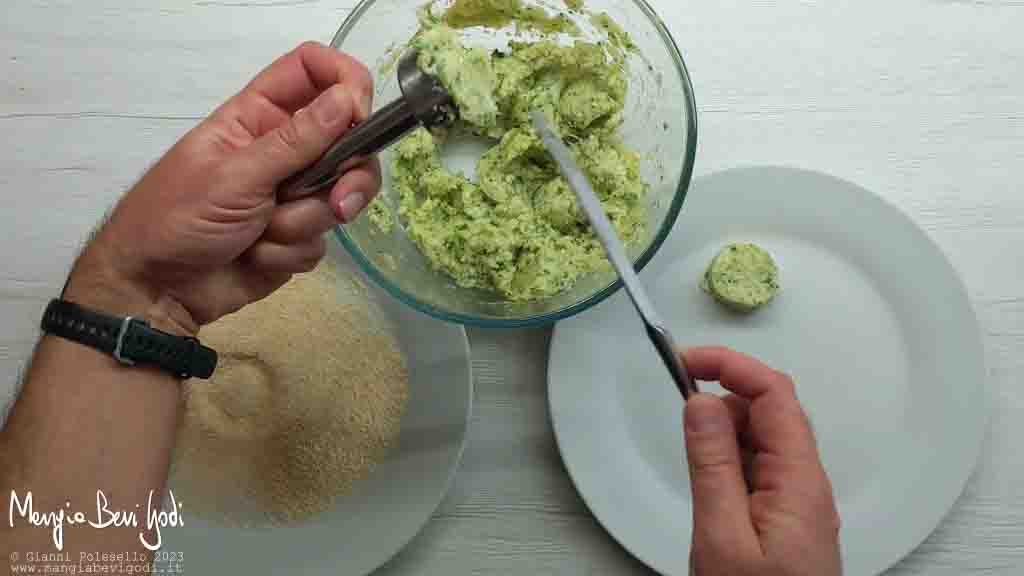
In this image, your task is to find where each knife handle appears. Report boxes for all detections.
[646,322,698,399]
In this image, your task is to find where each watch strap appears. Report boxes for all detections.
[41,299,217,379]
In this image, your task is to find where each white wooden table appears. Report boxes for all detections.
[3,1,1023,574]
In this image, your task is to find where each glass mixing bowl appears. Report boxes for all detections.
[330,0,697,327]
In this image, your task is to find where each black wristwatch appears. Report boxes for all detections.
[40,299,217,380]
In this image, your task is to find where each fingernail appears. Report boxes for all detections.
[686,396,728,435]
[359,91,372,119]
[339,192,367,223]
[311,86,347,127]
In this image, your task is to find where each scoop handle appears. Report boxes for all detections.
[277,96,418,202]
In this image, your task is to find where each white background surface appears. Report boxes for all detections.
[1,1,1022,574]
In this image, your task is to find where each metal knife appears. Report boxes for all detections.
[530,110,697,399]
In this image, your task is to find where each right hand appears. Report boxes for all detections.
[681,347,841,576]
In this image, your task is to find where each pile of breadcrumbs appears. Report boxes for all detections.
[169,263,409,526]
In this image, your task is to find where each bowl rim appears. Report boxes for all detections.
[329,0,698,328]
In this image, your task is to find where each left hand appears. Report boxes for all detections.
[64,42,380,334]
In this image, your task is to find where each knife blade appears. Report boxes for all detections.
[530,110,697,399]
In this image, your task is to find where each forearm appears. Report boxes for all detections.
[0,247,186,568]
[1,41,379,573]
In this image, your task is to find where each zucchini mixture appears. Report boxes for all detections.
[702,243,780,312]
[376,0,647,301]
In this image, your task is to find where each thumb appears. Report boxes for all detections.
[237,84,358,187]
[684,394,757,547]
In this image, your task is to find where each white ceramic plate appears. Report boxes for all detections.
[549,167,986,576]
[158,237,473,575]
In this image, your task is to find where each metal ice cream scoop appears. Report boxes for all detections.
[278,49,455,202]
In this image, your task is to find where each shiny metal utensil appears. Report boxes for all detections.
[530,110,698,399]
[278,50,456,202]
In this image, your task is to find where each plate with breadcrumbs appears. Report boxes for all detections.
[157,235,473,575]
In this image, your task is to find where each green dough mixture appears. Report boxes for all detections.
[378,0,647,301]
[702,243,780,312]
